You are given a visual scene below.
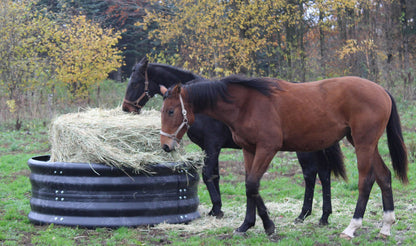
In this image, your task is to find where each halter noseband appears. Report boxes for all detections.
[123,71,150,110]
[160,94,190,143]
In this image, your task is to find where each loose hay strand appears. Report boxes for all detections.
[49,108,204,173]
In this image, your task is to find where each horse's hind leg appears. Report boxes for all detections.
[297,150,333,225]
[202,146,224,218]
[318,166,332,225]
[295,152,318,223]
[342,148,396,238]
[341,147,376,238]
[373,151,395,237]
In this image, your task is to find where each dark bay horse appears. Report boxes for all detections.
[160,75,408,238]
[123,57,346,224]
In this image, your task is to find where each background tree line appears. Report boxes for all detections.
[1,0,415,128]
[37,0,415,93]
[140,0,415,91]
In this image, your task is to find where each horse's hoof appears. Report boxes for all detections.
[215,211,224,219]
[378,233,389,239]
[208,210,224,219]
[339,233,352,240]
[294,217,304,224]
[233,230,247,237]
[319,219,329,226]
[265,223,275,236]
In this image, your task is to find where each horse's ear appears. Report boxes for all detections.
[138,56,148,64]
[172,84,181,95]
[138,57,149,75]
[160,85,168,95]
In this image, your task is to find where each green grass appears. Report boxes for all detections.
[0,120,50,155]
[1,101,416,245]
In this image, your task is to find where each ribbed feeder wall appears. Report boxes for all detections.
[28,155,200,227]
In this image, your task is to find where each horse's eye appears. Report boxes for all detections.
[168,109,174,116]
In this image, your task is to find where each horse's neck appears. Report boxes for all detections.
[198,106,237,131]
[150,64,197,88]
[194,99,240,130]
[191,85,252,130]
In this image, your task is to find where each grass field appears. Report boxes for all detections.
[1,100,415,245]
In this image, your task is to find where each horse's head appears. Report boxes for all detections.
[160,84,195,152]
[122,57,155,113]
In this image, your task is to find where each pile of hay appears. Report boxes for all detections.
[49,108,204,173]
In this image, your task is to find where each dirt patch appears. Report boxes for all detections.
[135,227,176,245]
[9,169,31,182]
[219,160,245,183]
[18,232,34,246]
[218,154,307,188]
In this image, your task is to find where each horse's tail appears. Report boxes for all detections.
[324,142,348,181]
[386,91,409,184]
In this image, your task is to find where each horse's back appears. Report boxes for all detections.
[317,77,392,124]
[277,76,391,117]
[271,76,392,151]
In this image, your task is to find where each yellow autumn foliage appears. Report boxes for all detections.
[140,0,285,76]
[0,0,123,114]
[51,15,123,98]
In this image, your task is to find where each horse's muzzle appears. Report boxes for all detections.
[161,137,179,152]
[162,144,172,152]
[122,102,141,114]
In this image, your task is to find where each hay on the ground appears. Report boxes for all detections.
[49,108,204,173]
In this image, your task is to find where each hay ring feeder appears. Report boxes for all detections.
[28,155,200,227]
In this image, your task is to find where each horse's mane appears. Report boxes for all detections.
[149,63,202,83]
[179,75,282,112]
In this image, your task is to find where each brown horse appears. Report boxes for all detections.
[160,75,408,238]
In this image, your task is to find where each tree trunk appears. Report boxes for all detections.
[319,8,325,78]
[400,0,410,72]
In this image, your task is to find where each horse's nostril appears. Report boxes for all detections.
[162,144,171,152]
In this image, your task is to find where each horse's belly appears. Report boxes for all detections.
[280,128,347,152]
[281,140,337,152]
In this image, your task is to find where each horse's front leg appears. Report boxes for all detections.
[235,148,276,235]
[202,145,224,218]
[234,149,256,234]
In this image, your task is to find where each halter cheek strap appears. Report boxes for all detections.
[123,71,150,109]
[160,94,190,143]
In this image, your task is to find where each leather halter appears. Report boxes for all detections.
[160,94,190,143]
[123,71,150,110]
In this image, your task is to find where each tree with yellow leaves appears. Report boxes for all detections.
[50,15,123,100]
[0,0,123,127]
[0,0,59,127]
[140,0,284,77]
[0,0,51,98]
